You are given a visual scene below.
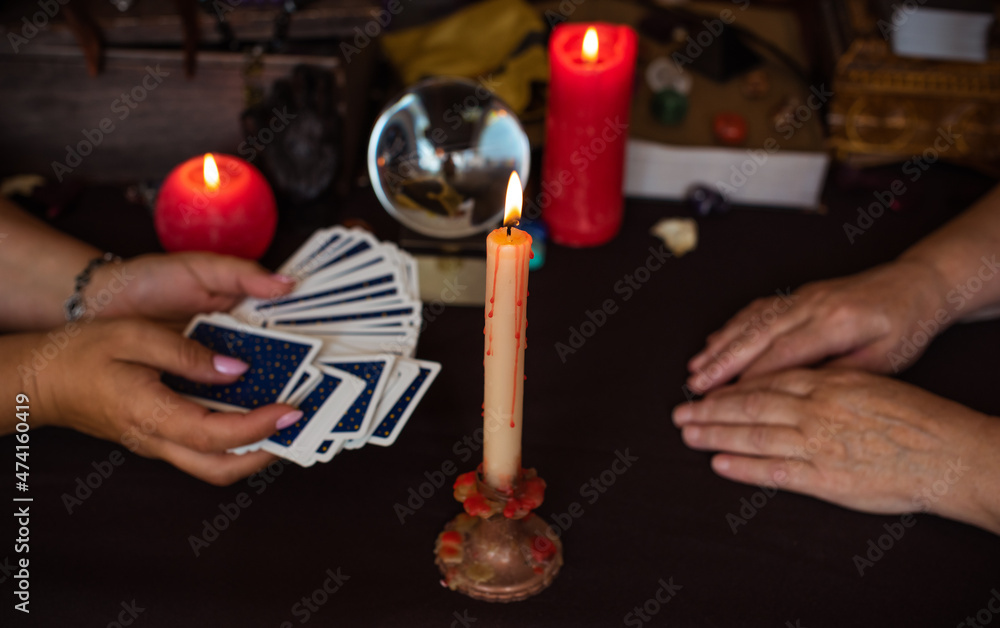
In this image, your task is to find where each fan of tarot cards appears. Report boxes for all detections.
[162,227,441,467]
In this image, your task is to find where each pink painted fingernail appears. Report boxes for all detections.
[275,410,303,430]
[271,273,296,284]
[673,405,693,425]
[213,355,249,375]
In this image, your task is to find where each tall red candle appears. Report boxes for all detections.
[155,153,277,260]
[542,23,637,247]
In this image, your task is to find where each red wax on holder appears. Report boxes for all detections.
[542,23,638,247]
[154,153,277,260]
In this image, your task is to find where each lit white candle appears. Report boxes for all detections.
[482,172,531,491]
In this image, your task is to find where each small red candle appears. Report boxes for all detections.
[542,23,637,247]
[155,153,277,260]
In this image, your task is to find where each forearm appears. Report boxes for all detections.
[898,184,1000,319]
[0,333,50,436]
[0,198,100,331]
[939,413,1000,536]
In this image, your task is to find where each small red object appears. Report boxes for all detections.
[440,531,462,545]
[712,112,748,146]
[530,535,558,563]
[155,153,277,260]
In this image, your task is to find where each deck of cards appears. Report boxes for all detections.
[162,227,441,466]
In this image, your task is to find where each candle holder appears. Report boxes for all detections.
[434,466,563,602]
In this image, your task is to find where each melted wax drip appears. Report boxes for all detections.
[486,248,499,356]
[511,244,526,425]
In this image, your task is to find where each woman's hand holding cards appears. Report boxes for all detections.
[16,319,301,485]
[89,252,296,324]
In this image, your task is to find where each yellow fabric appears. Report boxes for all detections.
[380,0,548,113]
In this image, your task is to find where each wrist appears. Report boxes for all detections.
[966,416,1000,535]
[890,257,954,331]
[76,257,135,320]
[1,334,55,431]
[931,413,1000,535]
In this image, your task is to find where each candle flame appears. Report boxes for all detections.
[504,171,522,227]
[203,153,220,191]
[582,27,599,63]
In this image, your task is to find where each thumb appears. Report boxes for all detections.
[113,319,252,384]
[182,252,296,299]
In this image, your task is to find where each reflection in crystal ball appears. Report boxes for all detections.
[368,77,531,238]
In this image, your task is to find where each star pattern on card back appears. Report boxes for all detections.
[325,360,385,434]
[163,323,312,409]
[373,367,431,437]
[269,374,342,446]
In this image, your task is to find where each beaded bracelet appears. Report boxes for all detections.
[64,252,121,322]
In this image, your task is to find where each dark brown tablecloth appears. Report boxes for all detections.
[3,162,999,627]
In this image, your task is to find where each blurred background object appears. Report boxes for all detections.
[817,0,1000,171]
[241,63,343,204]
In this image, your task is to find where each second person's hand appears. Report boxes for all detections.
[686,259,950,393]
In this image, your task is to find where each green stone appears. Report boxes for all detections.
[651,89,688,126]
